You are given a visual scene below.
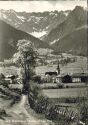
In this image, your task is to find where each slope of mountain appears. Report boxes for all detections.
[0,6,87,57]
[52,26,87,56]
[0,10,69,38]
[0,20,48,61]
[44,6,87,44]
[0,9,26,28]
[43,6,87,56]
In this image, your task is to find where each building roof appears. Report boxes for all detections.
[45,72,57,76]
[72,73,88,78]
[56,74,66,78]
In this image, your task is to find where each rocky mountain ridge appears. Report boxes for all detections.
[43,6,87,56]
[0,9,69,38]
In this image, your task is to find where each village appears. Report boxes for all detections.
[0,52,88,97]
[0,0,87,124]
[0,50,88,125]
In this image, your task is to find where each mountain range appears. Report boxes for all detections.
[43,6,87,56]
[0,6,87,61]
[0,9,69,38]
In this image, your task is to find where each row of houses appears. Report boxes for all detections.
[0,71,88,84]
[45,72,88,83]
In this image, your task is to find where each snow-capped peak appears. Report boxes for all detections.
[16,15,26,22]
[50,38,59,45]
[31,31,47,38]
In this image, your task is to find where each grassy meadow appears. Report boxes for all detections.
[35,56,87,76]
[42,87,88,98]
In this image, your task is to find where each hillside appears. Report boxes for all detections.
[44,6,87,44]
[43,6,87,55]
[0,20,48,61]
[52,26,87,56]
[0,6,87,57]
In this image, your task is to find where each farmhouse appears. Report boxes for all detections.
[5,74,17,84]
[56,74,72,83]
[45,71,58,83]
[56,74,64,83]
[72,73,88,83]
[45,72,57,76]
[56,73,88,83]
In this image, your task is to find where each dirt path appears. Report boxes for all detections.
[0,95,53,125]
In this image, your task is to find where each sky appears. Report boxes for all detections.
[0,0,87,12]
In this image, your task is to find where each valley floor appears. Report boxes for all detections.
[0,55,87,125]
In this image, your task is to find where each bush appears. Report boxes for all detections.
[28,81,41,108]
[0,108,7,116]
[30,81,41,98]
[32,75,42,84]
[34,96,49,113]
[77,95,88,124]
[45,104,60,120]
[28,81,79,124]
[80,104,88,122]
[28,92,35,108]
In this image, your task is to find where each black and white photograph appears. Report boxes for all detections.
[0,0,87,125]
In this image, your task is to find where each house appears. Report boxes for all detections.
[56,73,88,83]
[56,74,72,83]
[45,72,57,76]
[45,72,58,83]
[56,74,63,83]
[62,74,72,83]
[72,73,88,83]
[6,75,17,84]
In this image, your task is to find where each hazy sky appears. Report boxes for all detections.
[0,0,87,12]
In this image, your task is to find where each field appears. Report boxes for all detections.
[42,87,88,98]
[0,55,87,76]
[0,55,87,101]
[35,56,87,76]
[0,55,87,125]
[0,66,18,76]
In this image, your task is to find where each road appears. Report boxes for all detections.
[0,95,54,125]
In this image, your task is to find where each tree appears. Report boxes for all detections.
[14,39,37,94]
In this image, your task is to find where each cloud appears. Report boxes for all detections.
[0,0,87,12]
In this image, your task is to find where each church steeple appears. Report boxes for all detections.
[57,60,60,75]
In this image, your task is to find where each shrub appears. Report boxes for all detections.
[77,94,88,124]
[28,81,79,124]
[34,95,49,114]
[80,104,88,122]
[28,81,41,108]
[30,81,41,98]
[45,104,60,120]
[32,75,42,84]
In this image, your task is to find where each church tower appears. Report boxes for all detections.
[57,61,60,75]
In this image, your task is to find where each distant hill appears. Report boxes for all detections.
[0,20,48,61]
